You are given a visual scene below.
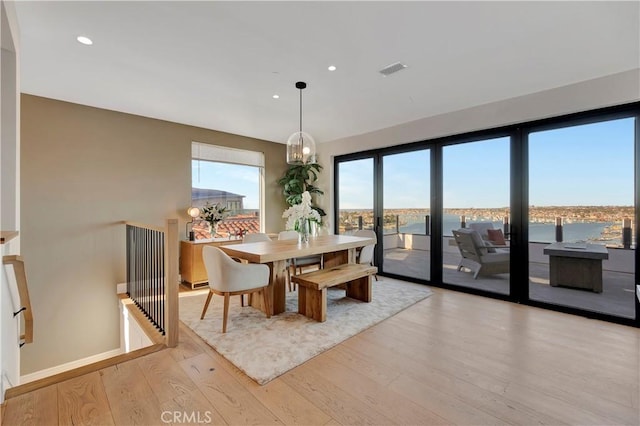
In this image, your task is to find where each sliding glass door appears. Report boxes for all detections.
[381,149,431,280]
[336,157,374,235]
[442,136,511,295]
[527,116,637,319]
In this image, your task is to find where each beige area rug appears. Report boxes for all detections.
[179,277,432,385]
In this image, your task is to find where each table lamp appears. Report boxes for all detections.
[186,207,200,241]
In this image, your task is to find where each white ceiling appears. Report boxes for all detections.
[14,1,640,144]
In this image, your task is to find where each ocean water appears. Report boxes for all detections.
[394,213,613,244]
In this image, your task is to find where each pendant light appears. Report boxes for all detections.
[286,81,317,165]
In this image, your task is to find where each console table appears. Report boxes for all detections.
[180,239,242,289]
[543,242,609,293]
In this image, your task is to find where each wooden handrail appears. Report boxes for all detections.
[3,255,33,344]
[122,221,165,233]
[164,218,179,348]
[1,230,19,244]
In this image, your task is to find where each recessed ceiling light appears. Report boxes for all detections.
[272,94,280,99]
[328,65,337,71]
[76,36,93,45]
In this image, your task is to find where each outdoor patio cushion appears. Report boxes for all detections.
[487,228,507,245]
[468,222,495,240]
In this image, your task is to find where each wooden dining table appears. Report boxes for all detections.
[218,234,375,315]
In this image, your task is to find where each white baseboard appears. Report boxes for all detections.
[116,282,127,294]
[20,347,124,385]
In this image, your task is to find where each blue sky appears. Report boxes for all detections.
[192,161,260,209]
[195,117,635,210]
[338,117,635,209]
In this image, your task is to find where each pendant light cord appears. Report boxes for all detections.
[299,87,303,133]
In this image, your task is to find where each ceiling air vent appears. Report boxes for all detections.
[379,61,408,77]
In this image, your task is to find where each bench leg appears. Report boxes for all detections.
[298,286,327,322]
[346,275,372,303]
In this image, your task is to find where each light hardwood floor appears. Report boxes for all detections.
[3,287,639,425]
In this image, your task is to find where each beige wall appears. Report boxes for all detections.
[317,69,640,229]
[20,94,288,374]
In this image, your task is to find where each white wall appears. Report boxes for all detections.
[317,69,640,229]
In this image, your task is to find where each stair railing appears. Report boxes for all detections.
[124,219,178,347]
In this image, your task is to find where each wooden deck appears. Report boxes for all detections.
[3,288,639,425]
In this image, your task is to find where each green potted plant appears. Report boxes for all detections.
[277,163,326,218]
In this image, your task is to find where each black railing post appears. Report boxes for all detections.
[622,218,632,249]
[555,217,563,242]
[425,215,430,236]
[503,215,510,238]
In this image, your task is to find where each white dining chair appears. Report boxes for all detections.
[243,232,272,243]
[200,246,271,333]
[353,229,378,281]
[278,230,323,291]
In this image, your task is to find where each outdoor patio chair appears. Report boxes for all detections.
[452,228,510,279]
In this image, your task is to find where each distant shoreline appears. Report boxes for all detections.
[339,206,636,247]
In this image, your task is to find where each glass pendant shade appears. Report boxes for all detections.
[286,131,316,165]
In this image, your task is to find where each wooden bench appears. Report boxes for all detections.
[291,263,378,322]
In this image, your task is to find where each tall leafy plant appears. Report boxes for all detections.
[277,163,326,217]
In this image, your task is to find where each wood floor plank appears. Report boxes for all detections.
[281,367,397,425]
[323,343,401,387]
[228,374,332,426]
[99,361,161,425]
[4,287,640,426]
[377,298,638,389]
[2,385,57,426]
[296,351,451,425]
[159,389,228,426]
[57,372,114,426]
[168,323,205,363]
[325,343,567,426]
[136,349,200,404]
[137,348,228,425]
[179,353,283,425]
[365,296,639,424]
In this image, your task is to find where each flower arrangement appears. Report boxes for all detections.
[282,191,321,232]
[199,202,229,228]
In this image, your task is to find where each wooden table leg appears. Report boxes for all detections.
[251,260,287,315]
[323,249,350,268]
[271,259,287,314]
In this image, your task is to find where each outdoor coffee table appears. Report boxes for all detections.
[543,242,609,293]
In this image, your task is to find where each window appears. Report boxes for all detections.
[191,142,264,239]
